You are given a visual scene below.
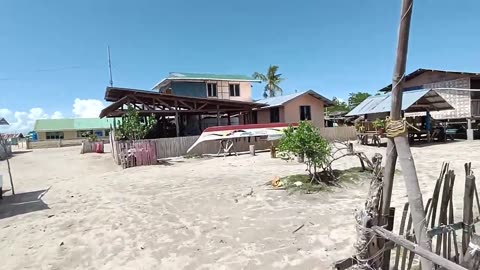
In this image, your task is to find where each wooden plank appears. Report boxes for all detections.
[394,203,409,269]
[448,171,457,261]
[463,175,476,255]
[401,210,413,270]
[429,163,448,228]
[437,169,452,255]
[372,226,468,270]
[382,207,396,270]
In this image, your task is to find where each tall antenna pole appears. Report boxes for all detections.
[107,45,113,87]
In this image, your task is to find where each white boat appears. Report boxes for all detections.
[186,123,298,153]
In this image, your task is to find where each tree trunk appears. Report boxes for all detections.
[6,157,14,195]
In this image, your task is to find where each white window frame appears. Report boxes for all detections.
[229,84,241,97]
[206,83,218,97]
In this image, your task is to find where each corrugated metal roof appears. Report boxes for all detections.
[379,68,480,92]
[255,90,333,108]
[346,89,454,116]
[0,117,9,125]
[34,118,116,132]
[153,72,261,90]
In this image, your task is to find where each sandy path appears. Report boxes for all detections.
[0,141,479,269]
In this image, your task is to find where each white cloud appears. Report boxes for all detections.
[51,111,64,119]
[0,108,63,134]
[72,98,105,118]
[0,97,106,134]
[0,108,12,117]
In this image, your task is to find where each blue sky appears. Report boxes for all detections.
[1,0,479,131]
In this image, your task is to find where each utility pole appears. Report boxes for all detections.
[381,1,434,270]
[107,45,113,87]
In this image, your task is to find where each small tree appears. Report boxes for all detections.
[278,121,332,183]
[348,92,371,109]
[117,106,157,140]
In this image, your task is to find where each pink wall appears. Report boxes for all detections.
[205,80,253,102]
[283,94,325,128]
[256,107,285,124]
[255,94,325,128]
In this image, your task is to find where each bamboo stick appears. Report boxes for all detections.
[373,226,468,270]
[462,175,476,255]
[380,0,434,268]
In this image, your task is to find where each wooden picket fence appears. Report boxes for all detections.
[108,126,357,168]
[335,162,480,270]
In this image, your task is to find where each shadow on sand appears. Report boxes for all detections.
[0,188,50,219]
[12,150,33,155]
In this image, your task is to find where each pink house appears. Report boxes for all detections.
[243,90,333,128]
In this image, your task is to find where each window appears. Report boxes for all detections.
[94,130,104,137]
[229,84,240,97]
[270,107,280,123]
[46,132,64,140]
[77,130,93,138]
[207,83,217,97]
[104,130,110,137]
[300,105,312,121]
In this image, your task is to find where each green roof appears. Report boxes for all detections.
[153,72,261,89]
[34,118,116,132]
[168,72,257,81]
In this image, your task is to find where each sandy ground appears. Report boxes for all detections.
[0,141,479,270]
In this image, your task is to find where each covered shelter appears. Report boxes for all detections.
[346,89,453,118]
[346,89,454,144]
[99,87,266,137]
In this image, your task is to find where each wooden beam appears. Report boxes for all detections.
[216,104,220,126]
[178,99,193,110]
[131,95,154,111]
[197,103,209,111]
[463,175,476,255]
[155,98,174,110]
[175,100,180,137]
[373,226,468,270]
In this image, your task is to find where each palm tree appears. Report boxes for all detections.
[252,65,284,98]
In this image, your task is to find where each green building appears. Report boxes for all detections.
[34,118,116,141]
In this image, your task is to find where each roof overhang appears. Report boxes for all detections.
[0,117,9,125]
[100,87,266,118]
[379,68,480,92]
[152,77,262,90]
[254,90,333,110]
[346,89,454,116]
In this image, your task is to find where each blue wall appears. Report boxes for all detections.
[170,82,206,97]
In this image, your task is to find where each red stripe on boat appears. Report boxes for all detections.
[204,123,298,132]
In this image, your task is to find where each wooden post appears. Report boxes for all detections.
[463,175,476,255]
[227,113,231,125]
[174,100,180,137]
[216,105,220,126]
[249,145,255,156]
[382,207,396,269]
[379,1,433,269]
[0,140,14,195]
[198,114,202,133]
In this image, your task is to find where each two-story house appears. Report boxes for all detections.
[379,68,480,139]
[152,72,260,102]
